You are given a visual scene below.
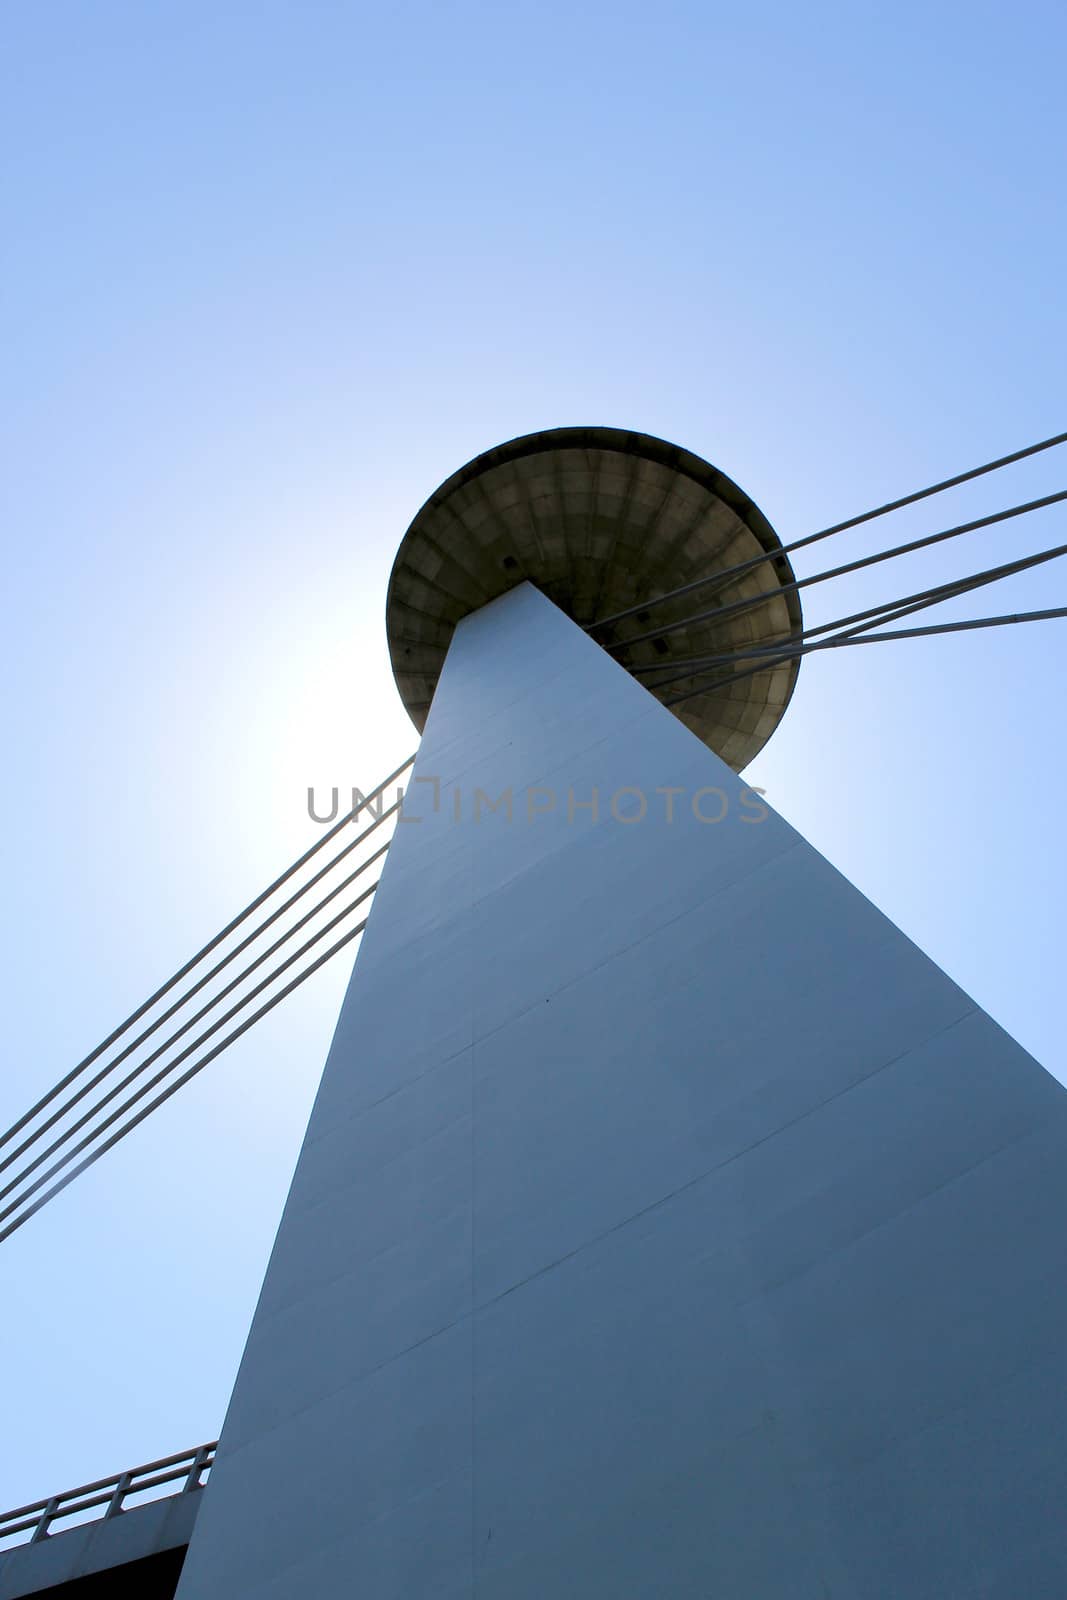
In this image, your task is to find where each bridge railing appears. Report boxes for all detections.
[0,1441,216,1549]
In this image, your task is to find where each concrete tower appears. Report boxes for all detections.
[175,430,1067,1598]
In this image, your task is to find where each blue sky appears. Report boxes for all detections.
[2,0,1065,1512]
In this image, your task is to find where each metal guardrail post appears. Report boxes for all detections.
[182,1446,211,1493]
[29,1497,59,1543]
[104,1471,132,1519]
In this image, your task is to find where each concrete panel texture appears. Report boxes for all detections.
[176,582,1067,1599]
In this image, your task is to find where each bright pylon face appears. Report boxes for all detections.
[177,584,1067,1600]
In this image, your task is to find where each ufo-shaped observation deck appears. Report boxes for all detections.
[386,427,801,771]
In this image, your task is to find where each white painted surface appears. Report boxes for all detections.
[176,582,1067,1598]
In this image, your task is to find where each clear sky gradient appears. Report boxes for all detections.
[2,0,1065,1513]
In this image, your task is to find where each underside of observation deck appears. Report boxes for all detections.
[386,426,803,771]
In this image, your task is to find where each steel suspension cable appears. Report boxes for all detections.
[603,489,1067,656]
[0,753,415,1154]
[588,429,1067,633]
[0,862,385,1206]
[661,605,1067,696]
[646,605,1067,681]
[0,799,400,1181]
[632,553,1067,684]
[631,526,1067,694]
[762,605,1067,652]
[0,884,382,1233]
[0,918,371,1247]
[662,535,1067,707]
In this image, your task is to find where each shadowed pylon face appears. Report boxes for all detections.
[176,580,1067,1600]
[385,426,803,772]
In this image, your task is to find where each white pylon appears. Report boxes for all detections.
[177,583,1067,1599]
